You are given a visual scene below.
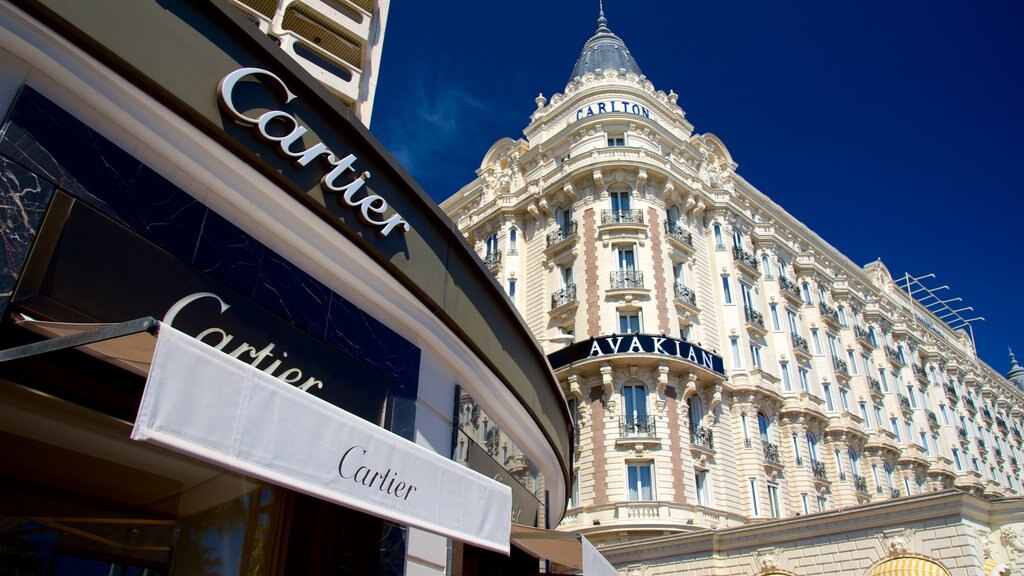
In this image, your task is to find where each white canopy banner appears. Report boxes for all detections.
[582,534,618,576]
[132,325,511,553]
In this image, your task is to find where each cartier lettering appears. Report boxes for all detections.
[338,445,418,501]
[218,67,409,236]
[163,292,324,392]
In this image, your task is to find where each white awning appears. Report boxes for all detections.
[4,317,513,554]
[510,524,617,576]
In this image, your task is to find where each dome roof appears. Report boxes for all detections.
[568,9,643,83]
[1009,348,1024,390]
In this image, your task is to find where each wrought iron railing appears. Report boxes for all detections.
[732,246,759,271]
[792,334,809,354]
[482,251,501,269]
[943,383,959,401]
[620,416,656,437]
[891,489,901,499]
[691,426,714,450]
[763,441,781,464]
[602,209,644,225]
[976,438,987,452]
[912,364,927,379]
[779,276,801,300]
[610,270,644,290]
[819,302,840,325]
[832,356,849,375]
[957,426,968,440]
[674,283,697,307]
[551,284,577,309]
[810,459,829,481]
[854,474,868,493]
[854,325,873,345]
[744,306,765,330]
[868,378,883,396]
[885,345,902,364]
[982,407,993,422]
[898,394,912,411]
[665,221,693,246]
[964,397,976,412]
[546,221,578,247]
[926,410,938,427]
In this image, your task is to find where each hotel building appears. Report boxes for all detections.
[441,10,1024,576]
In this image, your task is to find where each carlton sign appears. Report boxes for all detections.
[547,334,725,376]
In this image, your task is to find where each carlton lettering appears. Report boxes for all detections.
[218,68,409,236]
[574,99,651,121]
[338,446,418,501]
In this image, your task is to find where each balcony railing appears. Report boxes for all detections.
[854,474,868,493]
[854,325,874,346]
[891,489,901,499]
[792,334,809,354]
[885,345,903,365]
[912,364,927,379]
[957,426,968,440]
[546,221,578,247]
[898,394,912,411]
[674,283,697,307]
[832,356,849,375]
[744,306,765,330]
[665,221,693,246]
[779,276,801,300]
[482,251,501,269]
[819,302,840,325]
[732,246,759,271]
[602,209,644,225]
[868,378,883,396]
[982,407,993,422]
[690,426,714,450]
[621,416,656,437]
[810,459,829,481]
[763,441,781,464]
[995,448,1004,461]
[964,397,976,412]
[976,438,987,452]
[1012,457,1019,469]
[943,383,959,401]
[610,270,644,290]
[926,410,938,427]
[551,284,577,309]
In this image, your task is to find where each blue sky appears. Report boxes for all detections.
[373,1,1024,376]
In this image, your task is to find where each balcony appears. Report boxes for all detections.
[551,284,577,310]
[601,209,644,227]
[868,377,883,398]
[778,276,802,304]
[964,397,977,413]
[665,221,694,251]
[1012,457,1020,469]
[674,283,697,309]
[943,383,959,403]
[762,441,781,465]
[891,489,901,499]
[898,394,912,413]
[610,270,644,290]
[982,407,993,423]
[854,325,875,348]
[546,221,577,248]
[912,364,929,385]
[854,474,868,493]
[732,247,759,276]
[976,438,987,454]
[957,427,969,445]
[885,345,904,366]
[926,410,939,430]
[810,459,829,481]
[690,426,714,451]
[792,334,810,357]
[482,251,501,270]
[832,356,849,377]
[620,416,656,438]
[744,306,767,335]
[819,303,841,328]
[995,448,1004,461]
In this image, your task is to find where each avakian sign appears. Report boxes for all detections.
[547,334,725,376]
[218,68,410,237]
[133,325,512,553]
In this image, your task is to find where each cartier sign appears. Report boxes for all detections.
[218,68,410,237]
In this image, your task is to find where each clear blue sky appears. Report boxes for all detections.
[373,1,1024,377]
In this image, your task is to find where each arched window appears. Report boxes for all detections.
[801,282,812,305]
[688,395,704,431]
[761,253,771,276]
[806,432,820,461]
[884,462,895,493]
[837,306,847,326]
[758,413,771,444]
[868,326,877,346]
[713,223,724,249]
[732,228,743,249]
[622,384,649,435]
[508,227,517,253]
[848,448,860,475]
[667,205,680,224]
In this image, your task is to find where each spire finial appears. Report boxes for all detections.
[597,0,609,32]
[1011,346,1019,367]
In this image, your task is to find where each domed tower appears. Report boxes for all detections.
[1009,348,1024,391]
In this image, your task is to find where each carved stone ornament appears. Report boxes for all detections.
[1002,526,1024,571]
[880,528,917,557]
[625,564,648,576]
[755,548,780,572]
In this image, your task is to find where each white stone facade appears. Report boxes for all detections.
[440,14,1024,576]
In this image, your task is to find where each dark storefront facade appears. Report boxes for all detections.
[0,1,571,574]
